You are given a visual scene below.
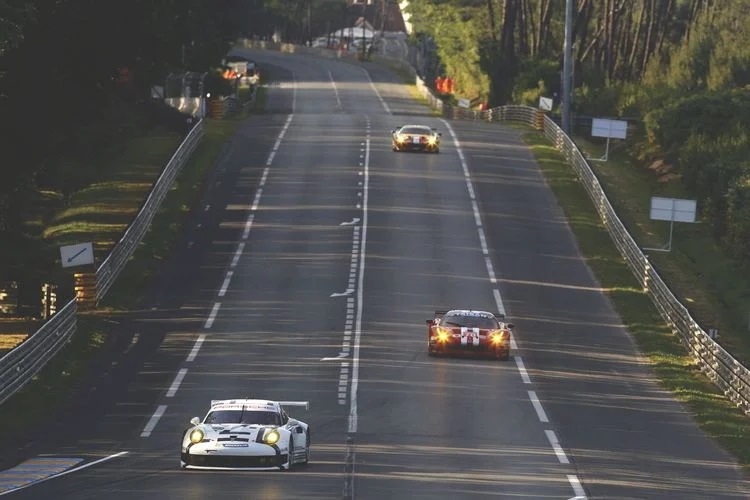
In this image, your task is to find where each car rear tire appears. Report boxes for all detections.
[285,436,295,471]
[302,431,311,464]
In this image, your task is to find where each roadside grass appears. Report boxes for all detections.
[573,136,750,366]
[0,89,265,445]
[523,130,750,468]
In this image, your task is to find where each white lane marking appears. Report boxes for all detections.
[329,70,342,108]
[291,71,297,112]
[242,213,260,240]
[340,218,360,226]
[349,130,370,433]
[514,356,530,383]
[231,243,245,268]
[218,270,233,297]
[330,289,354,298]
[528,391,549,423]
[321,353,350,361]
[141,405,167,437]
[204,302,221,329]
[251,190,262,211]
[0,453,129,497]
[567,475,587,499]
[166,368,188,397]
[493,289,506,316]
[545,430,570,464]
[187,334,205,362]
[362,68,390,114]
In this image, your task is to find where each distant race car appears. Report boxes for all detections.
[426,309,513,360]
[180,398,310,471]
[392,124,441,153]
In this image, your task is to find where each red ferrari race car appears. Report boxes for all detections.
[426,309,513,360]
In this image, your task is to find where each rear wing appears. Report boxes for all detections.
[280,401,310,410]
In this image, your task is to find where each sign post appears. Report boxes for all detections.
[643,197,697,252]
[590,118,627,162]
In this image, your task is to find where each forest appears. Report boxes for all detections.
[2,0,750,297]
[404,0,750,268]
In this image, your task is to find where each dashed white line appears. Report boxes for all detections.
[545,430,570,464]
[514,356,530,383]
[528,391,549,423]
[204,302,221,329]
[166,368,188,397]
[349,127,371,433]
[231,243,245,267]
[568,475,586,498]
[141,405,167,437]
[187,334,205,362]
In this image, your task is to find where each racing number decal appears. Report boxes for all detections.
[460,328,480,346]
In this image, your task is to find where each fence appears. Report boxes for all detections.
[0,120,205,406]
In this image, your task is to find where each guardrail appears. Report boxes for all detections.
[446,103,750,415]
[0,120,205,406]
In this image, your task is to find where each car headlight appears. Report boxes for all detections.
[189,428,204,444]
[428,136,437,145]
[490,331,508,344]
[264,428,280,445]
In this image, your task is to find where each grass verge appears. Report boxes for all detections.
[0,91,264,444]
[522,129,750,469]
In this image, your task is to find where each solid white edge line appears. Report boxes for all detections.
[528,390,549,423]
[493,289,506,316]
[329,70,342,108]
[218,270,233,297]
[361,68,390,114]
[0,452,129,497]
[348,135,369,434]
[166,368,188,398]
[187,334,205,362]
[141,405,167,437]
[567,475,586,498]
[514,356,530,383]
[204,302,221,329]
[545,430,570,464]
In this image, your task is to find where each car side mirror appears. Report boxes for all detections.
[426,319,434,325]
[190,417,200,426]
[438,133,442,136]
[506,323,515,329]
[287,418,299,426]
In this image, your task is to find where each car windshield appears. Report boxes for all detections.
[204,410,281,425]
[401,126,432,135]
[441,313,498,329]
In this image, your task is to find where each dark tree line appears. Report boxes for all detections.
[0,1,246,280]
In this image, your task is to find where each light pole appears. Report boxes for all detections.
[562,0,573,134]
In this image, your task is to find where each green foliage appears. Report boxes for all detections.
[511,57,558,106]
[724,177,750,266]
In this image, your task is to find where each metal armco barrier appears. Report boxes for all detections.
[0,119,205,406]
[0,299,77,406]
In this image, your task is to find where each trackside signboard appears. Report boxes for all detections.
[591,118,627,139]
[649,197,697,223]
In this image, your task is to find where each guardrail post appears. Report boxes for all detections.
[73,272,98,310]
[534,110,545,130]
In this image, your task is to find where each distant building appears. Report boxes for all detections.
[345,0,407,34]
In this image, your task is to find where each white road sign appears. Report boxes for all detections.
[650,197,697,223]
[539,96,553,111]
[592,118,628,139]
[60,242,95,268]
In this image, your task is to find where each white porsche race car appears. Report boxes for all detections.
[180,398,310,471]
